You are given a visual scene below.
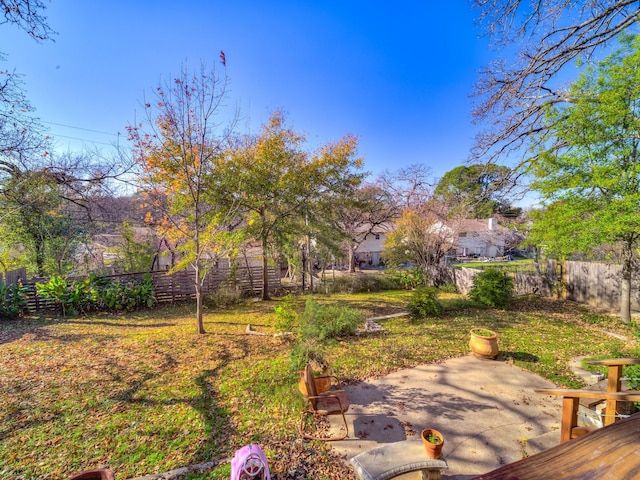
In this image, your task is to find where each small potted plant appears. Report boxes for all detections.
[295,350,332,395]
[421,428,444,459]
[469,327,499,359]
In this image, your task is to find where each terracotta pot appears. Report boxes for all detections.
[469,327,499,359]
[68,468,115,480]
[421,428,444,459]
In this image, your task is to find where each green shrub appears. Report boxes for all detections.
[37,276,75,315]
[98,280,129,311]
[624,364,640,409]
[131,274,157,308]
[37,274,156,316]
[407,287,443,319]
[469,268,514,309]
[69,276,100,314]
[289,296,364,371]
[38,275,104,315]
[273,293,298,332]
[438,283,458,294]
[323,274,398,294]
[301,296,364,341]
[204,284,242,309]
[99,275,156,312]
[0,282,29,319]
[289,339,327,372]
[384,268,427,290]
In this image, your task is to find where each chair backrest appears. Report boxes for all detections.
[303,363,318,396]
[303,363,319,409]
[230,444,271,480]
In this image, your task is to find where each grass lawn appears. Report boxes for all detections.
[452,257,541,273]
[0,291,637,479]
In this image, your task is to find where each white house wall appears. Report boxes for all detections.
[356,233,387,253]
[457,236,505,257]
[354,233,387,266]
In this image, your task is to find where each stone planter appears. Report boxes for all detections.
[469,327,499,359]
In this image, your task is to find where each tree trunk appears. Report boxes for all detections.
[261,235,270,301]
[34,236,45,277]
[348,244,356,273]
[620,241,633,325]
[196,283,206,334]
[307,234,313,292]
[195,262,206,334]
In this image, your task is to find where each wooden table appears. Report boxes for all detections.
[471,412,640,480]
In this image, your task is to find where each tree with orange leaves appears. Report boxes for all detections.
[229,110,364,300]
[128,63,242,334]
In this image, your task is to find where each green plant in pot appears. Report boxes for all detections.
[421,428,444,459]
[469,327,499,359]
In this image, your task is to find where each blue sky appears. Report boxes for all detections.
[1,1,492,181]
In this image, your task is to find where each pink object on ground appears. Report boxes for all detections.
[230,444,271,480]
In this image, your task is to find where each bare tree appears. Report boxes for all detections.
[0,62,50,172]
[472,0,639,167]
[378,164,434,211]
[332,184,394,273]
[1,0,55,40]
[128,62,242,333]
[1,0,55,174]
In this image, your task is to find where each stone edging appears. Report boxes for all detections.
[125,460,226,480]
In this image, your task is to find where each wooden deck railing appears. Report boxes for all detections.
[535,358,640,442]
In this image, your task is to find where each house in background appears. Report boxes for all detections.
[435,218,513,258]
[352,223,392,267]
[74,228,173,274]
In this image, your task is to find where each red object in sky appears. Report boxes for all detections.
[220,50,226,67]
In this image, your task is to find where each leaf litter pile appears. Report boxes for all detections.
[0,293,637,479]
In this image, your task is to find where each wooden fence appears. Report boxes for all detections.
[564,261,633,311]
[434,259,640,312]
[433,261,559,297]
[148,266,281,304]
[1,267,27,287]
[10,265,280,314]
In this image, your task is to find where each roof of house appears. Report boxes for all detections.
[454,218,507,233]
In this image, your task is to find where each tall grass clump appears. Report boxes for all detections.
[289,295,364,371]
[301,296,364,340]
[272,293,298,332]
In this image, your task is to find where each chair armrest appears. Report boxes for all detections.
[534,389,640,401]
[586,358,640,366]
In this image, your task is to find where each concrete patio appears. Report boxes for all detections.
[330,355,566,479]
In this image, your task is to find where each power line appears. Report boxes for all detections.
[42,120,121,137]
[51,134,115,147]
